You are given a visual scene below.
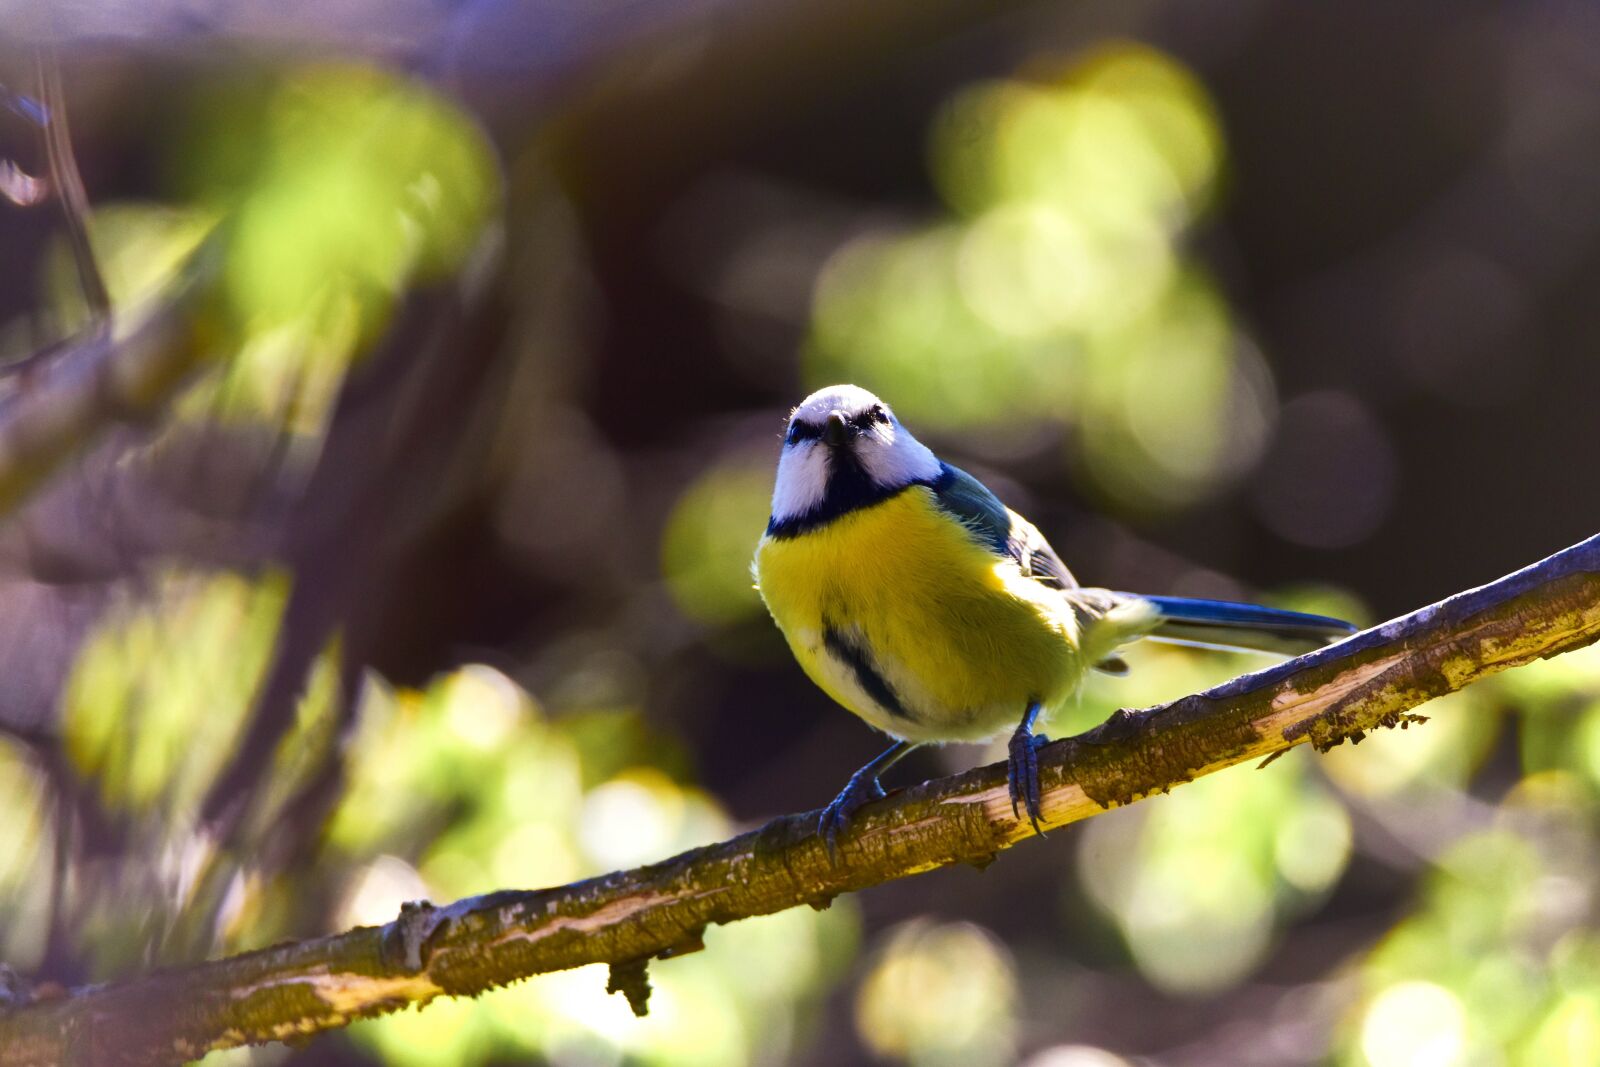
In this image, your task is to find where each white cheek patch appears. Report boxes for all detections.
[768,393,943,523]
[771,441,831,521]
[857,420,941,487]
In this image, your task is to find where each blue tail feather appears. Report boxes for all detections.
[1128,594,1356,656]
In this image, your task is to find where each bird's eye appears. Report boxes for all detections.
[870,405,889,424]
[786,421,818,444]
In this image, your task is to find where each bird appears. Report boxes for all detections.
[751,384,1357,855]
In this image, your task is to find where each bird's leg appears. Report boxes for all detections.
[818,740,916,860]
[1007,701,1048,836]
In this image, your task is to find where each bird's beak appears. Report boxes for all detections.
[823,412,848,447]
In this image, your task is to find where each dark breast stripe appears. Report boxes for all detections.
[765,454,946,539]
[822,626,915,722]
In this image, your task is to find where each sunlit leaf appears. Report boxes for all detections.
[170,62,500,430]
[63,570,290,819]
[855,919,1018,1067]
[808,43,1265,512]
[662,456,773,625]
[1078,749,1351,995]
[336,665,857,1066]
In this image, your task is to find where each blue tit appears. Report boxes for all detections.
[751,384,1356,853]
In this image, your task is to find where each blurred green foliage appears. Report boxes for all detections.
[855,920,1018,1067]
[65,570,291,821]
[57,570,339,975]
[806,42,1265,513]
[185,64,496,432]
[1079,747,1352,995]
[186,64,498,320]
[328,667,858,1067]
[1389,648,1600,1065]
[1501,644,1600,791]
[45,203,216,335]
[0,738,51,968]
[662,455,774,626]
[9,34,1599,1067]
[1338,781,1600,1067]
[39,63,498,436]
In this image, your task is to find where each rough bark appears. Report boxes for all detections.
[3,531,1599,1066]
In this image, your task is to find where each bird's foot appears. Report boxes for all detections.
[818,768,887,861]
[1007,728,1050,836]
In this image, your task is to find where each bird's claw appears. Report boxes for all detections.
[1007,728,1049,836]
[817,769,887,862]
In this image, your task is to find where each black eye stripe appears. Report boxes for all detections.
[786,406,888,443]
[849,405,889,429]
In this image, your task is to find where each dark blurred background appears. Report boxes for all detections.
[1,1,1598,1065]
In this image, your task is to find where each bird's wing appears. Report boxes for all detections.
[930,467,1355,665]
[931,463,1079,590]
[932,464,1138,674]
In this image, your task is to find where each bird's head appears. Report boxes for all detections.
[768,384,942,530]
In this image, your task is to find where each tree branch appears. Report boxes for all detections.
[35,46,112,327]
[4,532,1600,1066]
[0,235,217,516]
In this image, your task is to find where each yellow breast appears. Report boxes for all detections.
[752,487,1084,743]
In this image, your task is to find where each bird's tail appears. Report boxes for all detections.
[1131,594,1357,656]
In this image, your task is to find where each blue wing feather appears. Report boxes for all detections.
[931,463,1078,589]
[928,463,1010,554]
[929,463,1356,657]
